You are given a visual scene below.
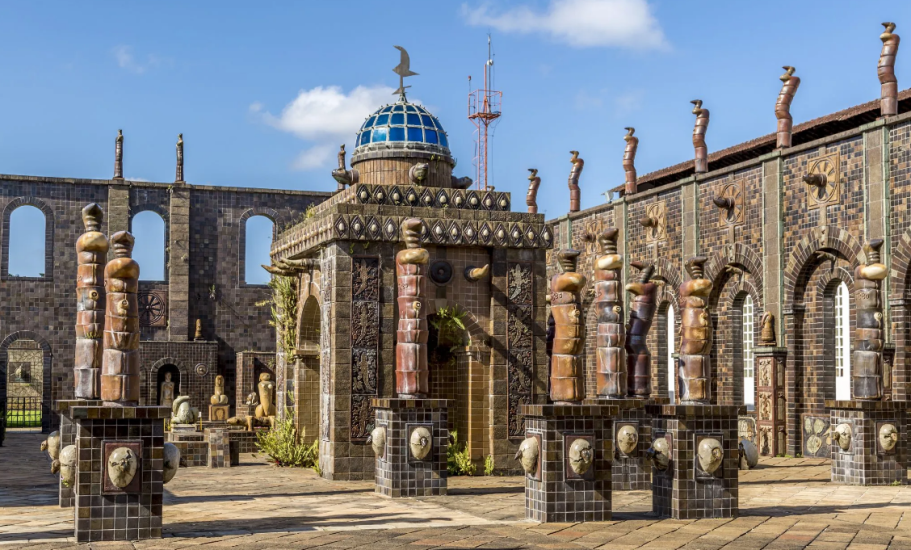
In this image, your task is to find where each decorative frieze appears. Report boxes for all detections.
[351,256,380,442]
[507,262,534,438]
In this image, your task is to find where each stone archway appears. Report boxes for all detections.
[0,330,53,433]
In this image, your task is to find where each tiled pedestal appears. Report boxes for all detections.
[372,398,448,498]
[56,399,101,508]
[647,404,742,519]
[209,404,229,422]
[71,404,170,542]
[520,404,617,523]
[827,400,908,485]
[205,428,232,468]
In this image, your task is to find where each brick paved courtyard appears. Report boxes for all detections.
[3,432,911,549]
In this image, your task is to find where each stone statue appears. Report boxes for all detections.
[331,144,359,190]
[739,438,759,470]
[567,151,584,213]
[245,391,259,406]
[171,395,200,425]
[853,239,887,400]
[75,203,108,399]
[113,130,124,180]
[775,66,801,148]
[625,261,658,397]
[194,318,203,341]
[623,127,638,195]
[645,437,669,471]
[450,175,473,189]
[593,229,626,398]
[163,443,180,484]
[210,375,228,405]
[879,23,900,117]
[760,311,776,346]
[175,133,184,182]
[408,163,429,185]
[160,372,175,408]
[550,249,586,404]
[526,168,540,214]
[101,231,140,405]
[395,218,430,398]
[678,257,713,403]
[256,372,276,418]
[59,445,77,487]
[42,431,61,473]
[691,100,710,173]
[107,447,138,488]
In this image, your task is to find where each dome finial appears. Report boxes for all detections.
[393,45,418,101]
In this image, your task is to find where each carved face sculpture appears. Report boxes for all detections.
[879,423,899,452]
[833,423,853,451]
[43,431,60,460]
[164,373,172,383]
[59,445,77,487]
[107,447,139,489]
[568,438,594,475]
[617,425,639,456]
[697,438,724,474]
[515,436,539,476]
[646,438,670,471]
[370,426,386,458]
[409,427,432,461]
[739,438,759,470]
[413,163,428,182]
[163,442,180,485]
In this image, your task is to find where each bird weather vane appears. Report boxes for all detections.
[393,45,418,100]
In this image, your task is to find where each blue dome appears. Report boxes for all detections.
[352,99,451,160]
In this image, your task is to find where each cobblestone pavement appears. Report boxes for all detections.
[3,432,911,549]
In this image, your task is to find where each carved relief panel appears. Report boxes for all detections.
[641,201,667,243]
[350,256,380,442]
[715,181,744,226]
[806,152,840,207]
[507,262,534,439]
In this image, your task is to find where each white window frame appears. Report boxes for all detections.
[743,295,755,408]
[667,304,675,403]
[835,282,851,400]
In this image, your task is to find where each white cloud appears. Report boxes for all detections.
[292,145,335,171]
[112,45,162,74]
[462,0,668,50]
[614,90,644,113]
[255,84,421,171]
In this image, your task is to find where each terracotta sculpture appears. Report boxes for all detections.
[625,261,658,397]
[853,239,887,400]
[623,127,639,195]
[175,133,184,182]
[592,229,626,398]
[395,218,429,398]
[549,249,586,404]
[879,23,900,117]
[331,144,359,190]
[101,231,140,406]
[210,375,228,405]
[159,372,175,407]
[775,66,801,148]
[74,203,108,399]
[678,257,713,403]
[691,100,709,173]
[113,130,124,180]
[526,168,540,214]
[760,311,776,346]
[567,151,584,213]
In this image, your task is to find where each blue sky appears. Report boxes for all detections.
[1,1,908,282]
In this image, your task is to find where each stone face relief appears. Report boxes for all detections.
[59,445,77,487]
[42,431,61,473]
[568,438,594,475]
[409,426,432,461]
[833,423,853,451]
[697,438,723,474]
[617,425,639,456]
[370,426,386,458]
[163,442,180,484]
[646,437,670,471]
[514,436,539,476]
[107,447,139,489]
[739,438,759,470]
[878,423,898,452]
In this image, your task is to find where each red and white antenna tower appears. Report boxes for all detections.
[468,35,502,191]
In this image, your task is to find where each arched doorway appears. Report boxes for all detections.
[4,339,45,431]
[295,295,321,443]
[428,307,470,431]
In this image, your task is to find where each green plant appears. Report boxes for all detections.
[892,480,902,486]
[447,430,475,476]
[256,275,298,356]
[484,454,495,476]
[430,306,469,350]
[255,418,319,472]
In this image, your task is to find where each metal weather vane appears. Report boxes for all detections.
[393,45,418,100]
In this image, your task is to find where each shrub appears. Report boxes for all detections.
[447,430,475,476]
[484,454,495,476]
[255,418,320,473]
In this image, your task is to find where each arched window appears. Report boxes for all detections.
[835,281,851,400]
[667,304,676,403]
[742,295,755,409]
[8,206,46,277]
[245,215,274,285]
[131,211,166,281]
